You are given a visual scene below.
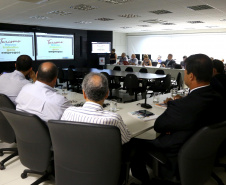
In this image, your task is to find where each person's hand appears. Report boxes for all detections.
[29,70,37,82]
[162,64,166,67]
[173,95,182,100]
[163,97,173,104]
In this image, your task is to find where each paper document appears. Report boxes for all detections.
[128,111,159,122]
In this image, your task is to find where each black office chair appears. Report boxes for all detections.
[125,67,133,72]
[152,62,158,66]
[124,74,146,103]
[0,93,18,170]
[148,120,226,185]
[155,69,165,75]
[0,108,53,184]
[67,68,82,92]
[149,74,172,94]
[171,72,183,90]
[113,66,121,71]
[55,67,66,88]
[47,120,122,185]
[101,72,122,102]
[139,68,148,73]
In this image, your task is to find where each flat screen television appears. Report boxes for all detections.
[0,31,35,62]
[36,32,74,60]
[91,42,111,53]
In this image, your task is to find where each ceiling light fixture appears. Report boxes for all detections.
[99,0,132,4]
[95,18,114,21]
[119,14,140,18]
[29,15,49,20]
[74,21,92,24]
[187,21,204,24]
[48,11,72,16]
[137,25,150,27]
[120,27,131,29]
[150,10,172,14]
[70,4,97,11]
[187,4,214,11]
[143,19,167,24]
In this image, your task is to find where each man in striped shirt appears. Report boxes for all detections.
[61,72,131,144]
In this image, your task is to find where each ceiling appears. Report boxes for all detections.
[1,0,226,33]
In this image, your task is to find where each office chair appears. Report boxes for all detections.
[0,107,53,185]
[47,120,122,185]
[55,67,66,88]
[125,67,133,72]
[149,74,172,94]
[155,69,165,75]
[101,72,122,102]
[139,68,148,73]
[67,68,82,92]
[0,93,18,170]
[113,66,121,71]
[124,74,146,103]
[171,72,183,90]
[148,120,226,185]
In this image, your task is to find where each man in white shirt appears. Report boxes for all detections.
[61,72,131,144]
[0,55,36,104]
[16,62,71,122]
[129,54,138,65]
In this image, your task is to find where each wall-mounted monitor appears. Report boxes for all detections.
[36,32,74,60]
[91,42,111,54]
[0,31,35,62]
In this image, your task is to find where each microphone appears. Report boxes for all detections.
[141,91,152,109]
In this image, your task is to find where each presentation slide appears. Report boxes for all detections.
[92,42,111,53]
[0,31,35,62]
[36,33,74,60]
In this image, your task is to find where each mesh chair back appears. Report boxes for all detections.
[113,66,121,71]
[124,74,139,96]
[179,121,226,185]
[125,67,133,72]
[176,72,183,90]
[163,74,172,93]
[47,120,122,185]
[0,108,51,172]
[139,68,148,73]
[0,94,16,143]
[58,68,65,83]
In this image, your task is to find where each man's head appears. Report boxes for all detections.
[184,54,213,88]
[183,56,187,61]
[131,54,136,59]
[37,62,58,87]
[143,54,149,59]
[121,53,126,58]
[168,54,173,60]
[213,59,225,75]
[82,72,109,104]
[16,55,33,74]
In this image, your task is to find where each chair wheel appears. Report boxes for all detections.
[0,164,5,170]
[0,151,3,156]
[21,173,27,179]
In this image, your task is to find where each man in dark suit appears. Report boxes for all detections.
[130,54,225,185]
[210,59,226,101]
[162,54,176,68]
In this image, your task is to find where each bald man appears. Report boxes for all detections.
[16,62,72,122]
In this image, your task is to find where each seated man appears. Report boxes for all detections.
[129,54,138,65]
[16,62,72,122]
[118,52,128,65]
[180,55,187,68]
[0,55,36,104]
[131,54,225,185]
[211,59,226,101]
[61,72,131,144]
[162,54,176,68]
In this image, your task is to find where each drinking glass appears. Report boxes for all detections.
[171,88,178,98]
[153,92,160,104]
[109,99,117,112]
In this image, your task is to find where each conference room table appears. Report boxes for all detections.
[57,89,170,139]
[62,68,166,80]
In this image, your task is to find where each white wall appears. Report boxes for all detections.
[113,32,127,57]
[127,33,226,63]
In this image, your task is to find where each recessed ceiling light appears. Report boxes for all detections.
[48,11,72,16]
[187,21,204,24]
[74,21,92,24]
[118,14,140,18]
[95,18,114,21]
[120,27,131,29]
[29,15,49,20]
[137,25,150,27]
[143,19,167,24]
[187,4,214,11]
[70,4,97,11]
[150,10,172,14]
[99,0,132,4]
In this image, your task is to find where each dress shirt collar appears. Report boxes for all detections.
[189,84,210,94]
[83,101,103,111]
[35,81,56,92]
[14,70,26,78]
